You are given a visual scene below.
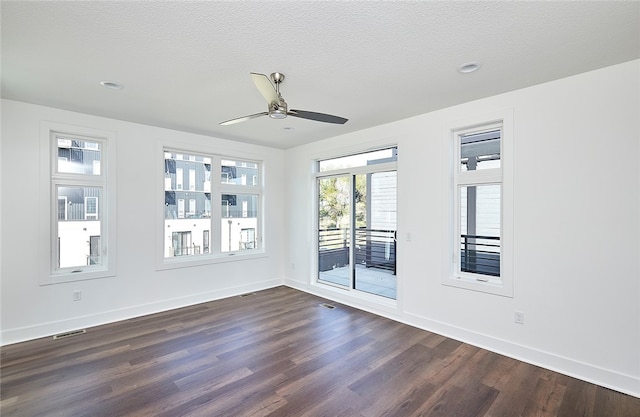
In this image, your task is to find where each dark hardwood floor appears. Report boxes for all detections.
[1,286,638,416]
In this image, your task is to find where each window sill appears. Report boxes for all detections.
[156,250,268,271]
[443,275,513,298]
[41,269,116,286]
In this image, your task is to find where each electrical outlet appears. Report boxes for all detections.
[514,311,525,324]
[73,290,82,301]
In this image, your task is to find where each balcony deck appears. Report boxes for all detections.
[319,264,397,299]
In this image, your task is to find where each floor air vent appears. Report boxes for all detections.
[53,329,86,340]
[239,292,256,298]
[319,303,336,310]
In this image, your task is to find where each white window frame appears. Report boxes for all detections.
[158,146,264,270]
[39,122,117,285]
[442,110,513,297]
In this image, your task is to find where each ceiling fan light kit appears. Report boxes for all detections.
[220,72,348,126]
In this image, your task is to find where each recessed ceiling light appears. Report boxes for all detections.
[100,80,124,90]
[457,62,481,74]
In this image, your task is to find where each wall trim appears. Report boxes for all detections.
[1,278,283,346]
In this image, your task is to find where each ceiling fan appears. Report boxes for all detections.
[220,72,348,126]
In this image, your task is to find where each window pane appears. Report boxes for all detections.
[221,194,258,252]
[317,176,351,287]
[460,130,500,171]
[319,147,397,172]
[164,151,212,258]
[221,159,258,186]
[459,185,500,276]
[56,186,102,268]
[56,136,102,175]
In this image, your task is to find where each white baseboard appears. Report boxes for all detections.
[284,279,640,399]
[1,278,283,346]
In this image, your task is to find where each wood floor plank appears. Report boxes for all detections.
[2,286,639,417]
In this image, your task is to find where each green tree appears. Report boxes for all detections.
[318,176,366,230]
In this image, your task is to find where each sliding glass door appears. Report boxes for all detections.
[316,148,397,299]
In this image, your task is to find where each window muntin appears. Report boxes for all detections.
[163,150,262,262]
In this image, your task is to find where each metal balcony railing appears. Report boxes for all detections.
[460,234,500,277]
[355,228,396,274]
[318,228,396,274]
[173,245,201,257]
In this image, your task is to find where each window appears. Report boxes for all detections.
[444,111,513,296]
[162,151,262,264]
[172,231,193,256]
[85,196,98,220]
[189,169,196,191]
[39,123,116,284]
[203,230,210,253]
[458,129,501,278]
[176,168,183,190]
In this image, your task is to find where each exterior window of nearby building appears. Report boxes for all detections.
[172,231,193,256]
[163,150,261,264]
[40,123,116,284]
[444,111,513,297]
[203,230,210,253]
[85,196,98,220]
[58,197,67,220]
[176,168,183,190]
[240,228,256,249]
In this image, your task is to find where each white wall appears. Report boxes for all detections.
[0,100,286,344]
[285,60,640,397]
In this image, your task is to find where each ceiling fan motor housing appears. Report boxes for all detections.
[269,100,288,119]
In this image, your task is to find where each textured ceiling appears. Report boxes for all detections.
[2,1,639,149]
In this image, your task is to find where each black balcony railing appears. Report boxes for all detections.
[318,228,350,271]
[355,228,396,274]
[318,228,396,274]
[460,234,500,277]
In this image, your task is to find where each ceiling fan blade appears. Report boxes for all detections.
[251,73,279,104]
[289,110,348,124]
[219,112,268,126]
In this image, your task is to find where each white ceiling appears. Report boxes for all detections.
[2,1,639,149]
